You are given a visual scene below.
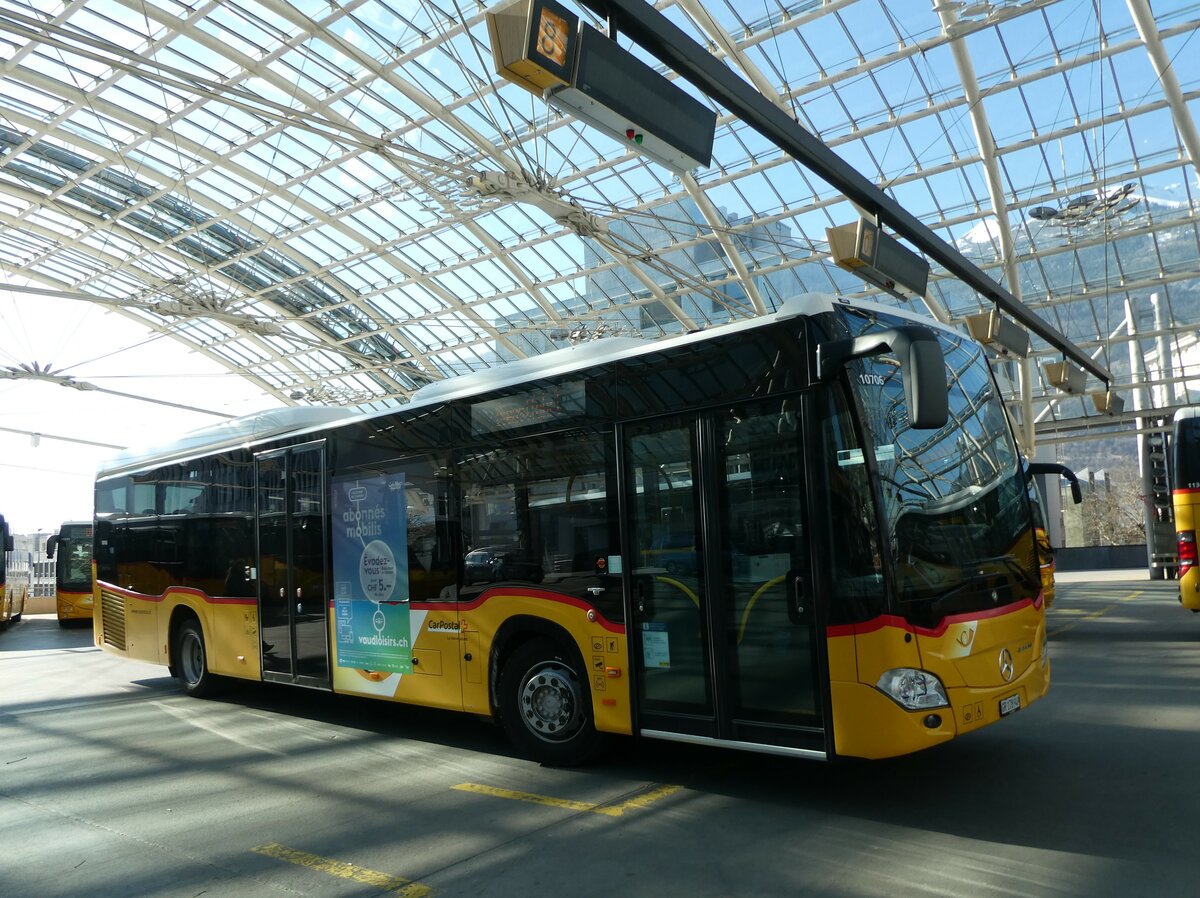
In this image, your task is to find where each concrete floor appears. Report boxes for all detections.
[1,576,1196,898]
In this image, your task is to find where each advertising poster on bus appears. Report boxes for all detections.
[330,472,413,674]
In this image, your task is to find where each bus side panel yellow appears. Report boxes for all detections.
[463,593,633,734]
[828,623,949,760]
[463,593,633,737]
[824,629,857,684]
[204,600,261,681]
[123,593,162,662]
[849,621,923,689]
[830,680,956,759]
[329,592,632,736]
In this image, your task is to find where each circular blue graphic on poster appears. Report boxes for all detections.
[359,539,396,602]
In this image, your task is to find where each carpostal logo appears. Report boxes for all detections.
[426,619,462,632]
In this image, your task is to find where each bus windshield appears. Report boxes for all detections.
[57,523,94,592]
[840,307,1039,625]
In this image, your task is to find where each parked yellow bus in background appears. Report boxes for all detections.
[46,521,95,627]
[1173,407,1200,610]
[1,513,27,629]
[93,295,1053,764]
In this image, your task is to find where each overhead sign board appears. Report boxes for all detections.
[827,218,930,301]
[486,6,715,173]
[486,0,579,94]
[546,25,715,173]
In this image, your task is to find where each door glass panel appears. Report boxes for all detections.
[290,448,328,681]
[257,455,290,676]
[628,421,712,715]
[718,403,819,724]
[256,447,329,684]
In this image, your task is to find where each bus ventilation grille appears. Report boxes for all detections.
[100,589,127,651]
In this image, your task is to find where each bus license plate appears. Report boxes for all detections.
[999,693,1021,716]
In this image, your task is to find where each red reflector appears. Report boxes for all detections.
[1179,531,1197,578]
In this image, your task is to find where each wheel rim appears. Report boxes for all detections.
[181,630,204,685]
[518,660,583,743]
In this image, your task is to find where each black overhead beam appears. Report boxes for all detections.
[580,0,1112,386]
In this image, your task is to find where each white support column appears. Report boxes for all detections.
[939,5,1032,451]
[1127,0,1200,187]
[681,175,767,315]
[937,6,1021,299]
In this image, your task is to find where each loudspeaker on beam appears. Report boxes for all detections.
[1091,389,1125,416]
[964,309,1030,358]
[1044,360,1086,394]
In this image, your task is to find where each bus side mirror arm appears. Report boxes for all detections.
[816,325,949,430]
[1027,462,1083,505]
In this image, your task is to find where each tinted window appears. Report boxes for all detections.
[615,321,807,418]
[457,427,618,618]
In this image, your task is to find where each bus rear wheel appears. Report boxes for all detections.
[499,637,601,766]
[174,618,216,698]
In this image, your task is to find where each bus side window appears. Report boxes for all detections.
[457,427,613,608]
[404,459,457,603]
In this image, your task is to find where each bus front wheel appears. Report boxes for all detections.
[499,637,601,766]
[174,618,215,698]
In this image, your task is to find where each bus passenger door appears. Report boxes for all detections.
[623,403,824,753]
[255,442,331,689]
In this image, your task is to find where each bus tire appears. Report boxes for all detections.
[498,636,601,766]
[174,618,216,698]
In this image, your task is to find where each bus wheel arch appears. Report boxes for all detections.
[169,607,216,698]
[492,617,602,766]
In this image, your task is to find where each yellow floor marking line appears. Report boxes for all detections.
[252,842,431,896]
[453,782,681,818]
[1049,590,1143,638]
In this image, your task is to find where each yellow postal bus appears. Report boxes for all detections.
[1,514,27,630]
[93,295,1051,763]
[1173,407,1200,610]
[46,521,95,626]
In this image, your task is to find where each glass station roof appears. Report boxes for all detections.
[0,0,1197,444]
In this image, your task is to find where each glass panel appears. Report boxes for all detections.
[816,386,888,626]
[836,307,1039,625]
[257,456,286,514]
[290,449,328,681]
[457,428,614,614]
[718,402,818,723]
[60,525,94,591]
[628,420,711,715]
[259,512,291,677]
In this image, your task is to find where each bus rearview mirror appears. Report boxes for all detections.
[817,325,949,430]
[1027,462,1083,505]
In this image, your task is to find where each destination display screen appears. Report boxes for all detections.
[471,380,585,435]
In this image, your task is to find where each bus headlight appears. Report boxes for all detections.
[876,668,950,711]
